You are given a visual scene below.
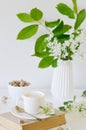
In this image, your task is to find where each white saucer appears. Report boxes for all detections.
[10,102,56,120]
[11,107,36,119]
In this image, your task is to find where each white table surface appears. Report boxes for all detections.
[0,88,86,130]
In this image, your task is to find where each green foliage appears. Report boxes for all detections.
[17,25,38,40]
[30,8,43,21]
[17,13,34,22]
[74,9,86,30]
[40,106,51,115]
[45,19,60,28]
[33,51,50,58]
[64,101,73,105]
[40,104,55,116]
[67,47,73,60]
[38,56,54,68]
[16,0,86,68]
[53,21,63,35]
[59,106,66,111]
[57,34,70,43]
[56,3,75,19]
[53,21,72,37]
[51,59,58,67]
[82,90,86,97]
[59,96,76,112]
[75,42,80,50]
[72,0,78,14]
[59,101,73,112]
[35,34,49,53]
[73,29,82,39]
[59,96,86,116]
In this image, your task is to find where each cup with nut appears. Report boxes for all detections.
[8,80,31,100]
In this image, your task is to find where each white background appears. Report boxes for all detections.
[0,0,86,89]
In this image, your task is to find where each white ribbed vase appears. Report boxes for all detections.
[51,61,73,102]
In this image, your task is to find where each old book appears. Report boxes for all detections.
[0,111,66,130]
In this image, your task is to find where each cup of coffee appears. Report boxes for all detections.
[16,90,45,114]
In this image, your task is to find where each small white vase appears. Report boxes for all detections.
[51,60,73,102]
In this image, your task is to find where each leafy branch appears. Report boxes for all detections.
[16,0,86,68]
[39,103,55,116]
[59,92,86,116]
[59,96,76,112]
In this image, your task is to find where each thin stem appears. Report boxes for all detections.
[37,21,53,35]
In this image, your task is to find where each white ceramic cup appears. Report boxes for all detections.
[8,84,30,100]
[16,90,45,114]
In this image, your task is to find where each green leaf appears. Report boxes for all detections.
[75,42,80,50]
[35,34,49,53]
[57,34,70,43]
[53,24,72,36]
[17,13,34,22]
[39,56,54,68]
[74,9,86,30]
[17,24,38,40]
[55,25,72,36]
[73,29,82,39]
[45,19,60,28]
[56,3,75,19]
[52,59,58,67]
[67,47,73,60]
[64,101,73,105]
[59,106,66,111]
[33,51,50,58]
[30,8,43,21]
[72,0,78,14]
[53,21,63,35]
[82,90,86,97]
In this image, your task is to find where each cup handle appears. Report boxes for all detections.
[16,96,24,108]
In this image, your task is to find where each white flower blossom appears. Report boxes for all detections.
[46,29,86,63]
[45,34,54,42]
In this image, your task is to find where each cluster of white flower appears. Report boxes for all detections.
[76,102,86,117]
[47,38,62,58]
[46,30,86,61]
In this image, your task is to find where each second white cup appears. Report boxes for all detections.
[17,90,45,114]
